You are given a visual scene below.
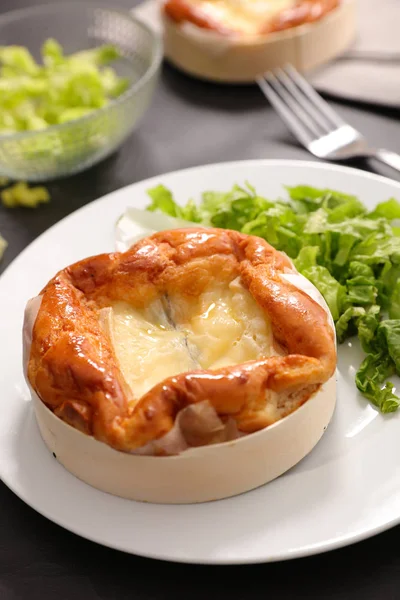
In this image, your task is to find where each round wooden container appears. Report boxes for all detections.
[162,0,356,83]
[33,375,336,504]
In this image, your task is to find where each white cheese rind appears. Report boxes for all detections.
[115,207,196,252]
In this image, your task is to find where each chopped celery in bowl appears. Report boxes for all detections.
[0,40,129,132]
[0,4,162,180]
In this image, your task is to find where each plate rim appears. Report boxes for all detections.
[2,458,400,565]
[3,158,400,280]
[1,158,400,565]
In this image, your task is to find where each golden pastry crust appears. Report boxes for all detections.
[27,228,336,452]
[163,0,340,37]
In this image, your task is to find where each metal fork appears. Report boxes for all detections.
[257,65,400,174]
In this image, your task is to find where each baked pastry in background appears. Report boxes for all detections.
[163,0,340,37]
[26,228,336,454]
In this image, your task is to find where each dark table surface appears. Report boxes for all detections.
[1,1,400,598]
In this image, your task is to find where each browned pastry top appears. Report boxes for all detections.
[27,228,336,452]
[163,0,340,37]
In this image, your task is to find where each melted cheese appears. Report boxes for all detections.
[109,301,197,400]
[170,277,276,369]
[107,278,278,400]
[183,0,296,35]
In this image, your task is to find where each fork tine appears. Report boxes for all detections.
[265,72,324,138]
[256,76,314,148]
[284,64,345,129]
[274,68,332,134]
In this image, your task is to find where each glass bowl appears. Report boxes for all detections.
[0,3,163,181]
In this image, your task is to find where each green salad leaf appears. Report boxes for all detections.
[145,182,400,414]
[367,197,400,221]
[300,265,347,321]
[147,184,184,218]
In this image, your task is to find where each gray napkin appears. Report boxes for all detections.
[133,0,400,108]
[311,0,400,107]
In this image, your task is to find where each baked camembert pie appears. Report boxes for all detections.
[27,228,336,455]
[163,0,340,37]
[161,0,354,84]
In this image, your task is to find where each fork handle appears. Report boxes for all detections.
[373,149,400,174]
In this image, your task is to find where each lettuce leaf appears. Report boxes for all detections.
[389,280,400,319]
[376,320,400,373]
[367,198,400,221]
[357,305,381,353]
[356,353,399,413]
[336,306,366,343]
[293,246,319,272]
[301,265,347,321]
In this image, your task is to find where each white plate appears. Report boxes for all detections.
[1,160,400,565]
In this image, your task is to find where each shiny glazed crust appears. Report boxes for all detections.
[163,0,340,36]
[27,228,336,452]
